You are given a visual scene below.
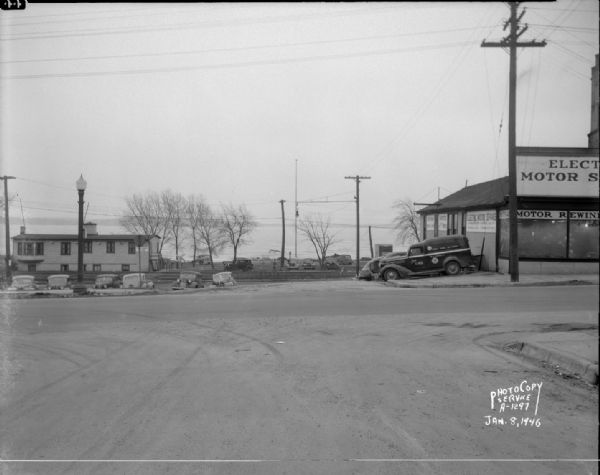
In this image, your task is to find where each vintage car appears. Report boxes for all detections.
[358,257,382,281]
[301,258,317,270]
[93,274,122,289]
[172,271,204,290]
[8,275,37,291]
[224,258,254,271]
[379,235,474,281]
[47,274,71,289]
[328,254,353,266]
[122,273,154,289]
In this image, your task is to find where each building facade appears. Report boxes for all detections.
[418,55,599,275]
[12,223,161,273]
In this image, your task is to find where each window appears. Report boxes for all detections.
[83,264,87,271]
[83,241,93,253]
[35,242,44,255]
[60,264,69,272]
[17,242,23,255]
[122,264,130,272]
[519,218,567,258]
[24,243,34,255]
[569,218,599,259]
[128,241,136,254]
[106,241,115,253]
[409,246,423,256]
[61,242,71,255]
[27,264,36,272]
[93,264,101,272]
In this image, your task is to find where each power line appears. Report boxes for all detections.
[0,4,404,42]
[0,26,492,65]
[1,41,473,80]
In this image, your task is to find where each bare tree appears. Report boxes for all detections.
[220,203,257,263]
[162,190,187,269]
[298,214,338,268]
[186,196,227,268]
[392,198,422,245]
[121,191,171,255]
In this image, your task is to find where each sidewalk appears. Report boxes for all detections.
[386,271,599,385]
[383,271,599,288]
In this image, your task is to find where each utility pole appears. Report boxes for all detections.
[345,175,371,277]
[368,225,373,258]
[279,199,286,268]
[294,159,298,259]
[482,2,545,282]
[1,176,16,283]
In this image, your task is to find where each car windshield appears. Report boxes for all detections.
[180,273,197,280]
[408,247,423,256]
[96,276,114,283]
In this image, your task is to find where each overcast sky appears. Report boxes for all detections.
[1,1,598,260]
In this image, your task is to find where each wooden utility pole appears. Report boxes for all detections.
[368,225,373,258]
[482,2,545,282]
[1,176,15,283]
[345,175,371,277]
[279,199,286,268]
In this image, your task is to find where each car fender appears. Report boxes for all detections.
[442,256,461,269]
[379,263,411,278]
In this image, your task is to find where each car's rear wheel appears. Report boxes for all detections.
[445,261,461,276]
[383,268,401,281]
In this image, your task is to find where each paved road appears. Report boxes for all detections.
[1,281,598,475]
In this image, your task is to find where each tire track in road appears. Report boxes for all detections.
[68,340,208,475]
[0,326,162,425]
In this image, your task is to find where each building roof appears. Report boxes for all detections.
[13,234,158,241]
[419,176,509,214]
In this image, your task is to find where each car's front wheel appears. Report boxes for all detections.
[383,268,401,281]
[444,261,461,276]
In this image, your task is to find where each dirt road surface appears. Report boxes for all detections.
[1,281,597,474]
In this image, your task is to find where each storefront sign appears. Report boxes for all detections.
[499,210,598,220]
[466,210,496,233]
[517,155,599,197]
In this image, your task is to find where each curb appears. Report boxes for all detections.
[514,341,599,385]
[385,279,597,289]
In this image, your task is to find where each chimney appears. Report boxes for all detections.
[83,222,98,237]
[589,54,599,149]
[20,226,26,234]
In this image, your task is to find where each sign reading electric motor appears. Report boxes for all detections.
[517,155,599,197]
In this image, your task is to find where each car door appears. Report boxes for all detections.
[405,246,425,272]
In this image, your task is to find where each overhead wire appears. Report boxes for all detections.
[363,7,502,176]
[0,26,492,65]
[2,41,474,80]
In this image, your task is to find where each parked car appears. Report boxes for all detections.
[379,235,474,281]
[329,254,353,265]
[47,274,71,289]
[93,274,122,289]
[358,257,382,280]
[287,259,300,270]
[194,255,212,265]
[324,260,340,270]
[122,273,154,289]
[301,258,317,270]
[8,275,37,291]
[224,258,254,271]
[172,271,204,290]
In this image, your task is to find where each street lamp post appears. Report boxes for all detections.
[74,174,87,295]
[136,235,146,288]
